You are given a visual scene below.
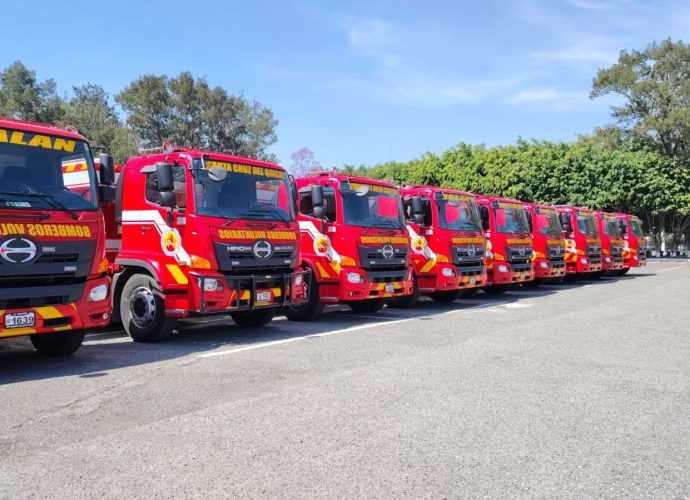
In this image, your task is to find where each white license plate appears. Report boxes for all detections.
[385,284,396,293]
[4,312,35,329]
[469,277,476,285]
[256,291,272,302]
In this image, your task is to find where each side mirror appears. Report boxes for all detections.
[413,214,425,225]
[313,205,326,219]
[410,196,425,216]
[99,185,115,204]
[479,205,490,231]
[311,184,324,207]
[155,162,174,192]
[559,213,572,233]
[99,153,115,185]
[158,191,176,208]
[289,176,299,216]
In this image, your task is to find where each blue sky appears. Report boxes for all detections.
[1,0,688,168]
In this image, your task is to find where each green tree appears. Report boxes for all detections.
[591,39,690,160]
[116,72,278,160]
[0,61,64,123]
[64,84,139,163]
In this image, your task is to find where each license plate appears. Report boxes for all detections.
[469,277,476,285]
[256,291,272,302]
[385,284,396,293]
[4,312,35,329]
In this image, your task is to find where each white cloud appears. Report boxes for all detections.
[344,18,402,68]
[533,44,619,65]
[566,0,629,10]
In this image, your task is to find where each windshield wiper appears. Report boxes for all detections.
[373,219,404,230]
[0,191,79,220]
[250,206,290,227]
[223,208,290,227]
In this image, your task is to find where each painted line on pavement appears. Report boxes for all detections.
[657,265,687,273]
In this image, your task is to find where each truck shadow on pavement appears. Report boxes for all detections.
[0,274,644,385]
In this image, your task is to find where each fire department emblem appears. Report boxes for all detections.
[161,228,182,257]
[313,235,330,256]
[412,236,426,254]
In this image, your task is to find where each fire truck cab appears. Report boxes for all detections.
[476,196,534,294]
[556,206,602,280]
[107,145,308,342]
[523,203,567,285]
[284,173,414,321]
[614,213,647,275]
[594,211,624,277]
[393,185,486,306]
[0,118,112,355]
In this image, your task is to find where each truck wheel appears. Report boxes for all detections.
[284,271,325,322]
[231,308,275,327]
[30,330,85,356]
[617,268,630,276]
[430,290,460,302]
[458,288,479,299]
[388,276,419,309]
[120,273,176,343]
[347,298,385,313]
[482,284,511,295]
[590,271,604,280]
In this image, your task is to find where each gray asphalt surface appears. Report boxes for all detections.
[1,260,688,499]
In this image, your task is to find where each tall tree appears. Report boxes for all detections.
[0,61,64,123]
[591,39,690,160]
[64,84,139,163]
[116,72,278,160]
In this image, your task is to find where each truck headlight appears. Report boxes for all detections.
[441,267,455,277]
[498,264,509,273]
[540,261,549,269]
[347,272,364,284]
[88,283,108,302]
[203,279,222,292]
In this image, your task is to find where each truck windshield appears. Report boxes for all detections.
[0,128,98,211]
[493,204,529,234]
[192,159,294,222]
[630,218,644,236]
[603,217,620,237]
[340,181,404,229]
[536,209,562,236]
[436,195,482,231]
[576,212,599,236]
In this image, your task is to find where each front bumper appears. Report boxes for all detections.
[417,264,485,293]
[534,258,566,279]
[602,254,624,271]
[488,262,534,285]
[179,269,310,316]
[0,276,111,339]
[319,266,414,303]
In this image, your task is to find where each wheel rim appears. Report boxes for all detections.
[129,286,156,329]
[288,279,309,311]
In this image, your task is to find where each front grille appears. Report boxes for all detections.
[547,245,565,259]
[548,259,566,269]
[506,245,533,263]
[587,244,601,257]
[366,269,407,283]
[226,250,293,260]
[36,253,80,264]
[511,262,532,272]
[451,245,485,269]
[358,245,408,269]
[0,274,83,288]
[610,245,623,257]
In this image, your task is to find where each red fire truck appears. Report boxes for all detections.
[284,173,414,321]
[391,185,486,306]
[476,196,534,294]
[594,211,624,277]
[523,203,567,285]
[0,118,112,355]
[556,206,602,280]
[106,144,308,342]
[614,213,647,275]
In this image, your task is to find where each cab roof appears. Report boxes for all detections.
[476,194,525,205]
[129,146,286,171]
[400,184,476,197]
[0,116,87,141]
[300,171,398,189]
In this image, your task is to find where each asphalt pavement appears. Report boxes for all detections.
[1,260,689,498]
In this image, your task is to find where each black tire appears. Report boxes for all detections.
[284,270,325,322]
[231,307,275,327]
[30,330,85,356]
[458,287,480,299]
[120,273,176,343]
[388,275,419,309]
[564,273,579,282]
[429,290,460,302]
[347,298,385,313]
[617,267,630,276]
[482,284,511,295]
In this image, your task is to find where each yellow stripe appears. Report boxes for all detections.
[316,262,331,278]
[421,260,436,273]
[341,256,356,266]
[271,288,282,298]
[240,290,251,300]
[0,327,37,337]
[35,306,62,320]
[166,264,189,285]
